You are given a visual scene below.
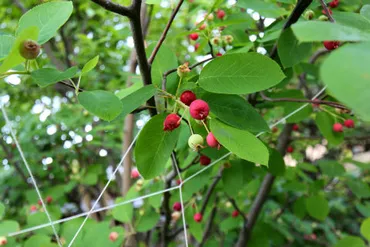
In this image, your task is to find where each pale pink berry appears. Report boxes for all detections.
[131,169,140,179]
[344,119,354,128]
[333,123,343,132]
[206,132,220,148]
[109,232,119,242]
[194,213,203,222]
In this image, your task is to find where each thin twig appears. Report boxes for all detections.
[90,0,133,18]
[228,197,247,222]
[148,0,185,64]
[200,168,223,215]
[208,40,215,58]
[197,199,218,247]
[319,0,335,22]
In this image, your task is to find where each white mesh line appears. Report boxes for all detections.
[8,185,179,237]
[178,185,189,246]
[67,129,142,247]
[5,86,327,244]
[0,104,63,247]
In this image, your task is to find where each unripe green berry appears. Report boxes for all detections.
[188,134,204,151]
[304,10,315,20]
[177,63,191,78]
[211,37,221,46]
[19,39,40,60]
[318,15,329,21]
[222,35,234,45]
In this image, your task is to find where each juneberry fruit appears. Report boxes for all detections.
[216,52,222,57]
[292,124,299,131]
[216,9,226,19]
[109,232,119,242]
[199,23,207,30]
[194,43,200,51]
[19,40,41,60]
[176,179,182,185]
[188,134,204,151]
[46,196,53,204]
[323,41,340,50]
[206,132,220,148]
[286,146,294,153]
[172,211,181,221]
[30,205,37,212]
[329,0,339,8]
[222,35,234,44]
[131,168,140,179]
[333,123,343,132]
[344,119,354,128]
[194,213,203,222]
[322,8,333,15]
[0,237,7,246]
[304,10,315,20]
[189,99,209,120]
[199,155,211,166]
[163,114,181,131]
[312,99,321,108]
[180,90,197,106]
[232,210,239,218]
[189,33,199,41]
[177,63,191,77]
[173,202,182,211]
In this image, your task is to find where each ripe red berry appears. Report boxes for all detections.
[194,43,200,51]
[292,124,299,131]
[322,8,333,15]
[176,179,182,185]
[131,169,140,179]
[30,205,37,212]
[323,41,340,50]
[199,23,206,30]
[206,132,220,148]
[173,202,182,211]
[333,123,343,132]
[180,90,197,106]
[329,0,339,8]
[189,33,199,41]
[312,99,321,108]
[199,155,211,166]
[193,213,203,222]
[286,146,294,153]
[0,237,7,246]
[109,232,119,242]
[232,210,239,218]
[38,200,42,206]
[344,119,354,128]
[216,9,226,19]
[163,114,181,131]
[19,40,40,60]
[189,100,210,120]
[216,52,222,57]
[46,196,53,204]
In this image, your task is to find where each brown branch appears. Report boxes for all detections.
[197,199,218,247]
[12,0,27,13]
[200,168,223,215]
[260,91,348,110]
[319,0,335,22]
[148,0,185,64]
[90,0,133,18]
[208,40,215,58]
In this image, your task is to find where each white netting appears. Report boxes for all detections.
[1,86,327,246]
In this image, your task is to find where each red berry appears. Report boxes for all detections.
[194,43,200,51]
[322,8,333,15]
[46,196,53,204]
[189,100,210,120]
[344,119,354,128]
[232,210,239,218]
[189,33,199,41]
[206,132,220,148]
[329,0,339,8]
[173,202,182,211]
[286,146,294,153]
[199,155,211,166]
[272,127,278,133]
[292,124,299,131]
[38,200,42,206]
[0,237,7,246]
[312,99,320,108]
[176,179,182,185]
[216,52,222,57]
[30,205,37,212]
[333,123,343,132]
[180,91,197,106]
[131,169,140,179]
[109,232,119,242]
[323,41,340,50]
[163,114,181,131]
[199,23,206,30]
[216,9,226,19]
[193,213,203,222]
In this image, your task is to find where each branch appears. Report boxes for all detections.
[228,197,247,222]
[319,0,335,22]
[270,0,313,58]
[260,91,348,110]
[236,124,294,247]
[12,0,27,13]
[197,199,218,247]
[90,0,133,18]
[200,168,223,215]
[208,40,215,58]
[148,0,185,64]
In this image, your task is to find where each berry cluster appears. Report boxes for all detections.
[333,119,355,133]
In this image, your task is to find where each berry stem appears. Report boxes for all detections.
[201,120,210,133]
[321,106,345,121]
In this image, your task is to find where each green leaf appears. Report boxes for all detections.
[315,111,343,145]
[119,85,157,118]
[277,28,312,68]
[112,189,137,223]
[210,119,269,165]
[321,42,370,121]
[16,1,73,44]
[361,218,370,241]
[199,53,285,94]
[0,26,39,74]
[334,236,365,247]
[135,114,181,179]
[0,203,4,220]
[237,0,288,18]
[31,67,78,87]
[293,197,306,219]
[222,161,245,197]
[305,194,330,221]
[292,21,370,42]
[361,5,370,20]
[0,220,20,236]
[356,202,370,217]
[220,217,241,232]
[135,209,160,232]
[24,235,51,247]
[0,35,15,61]
[268,149,285,176]
[81,55,99,75]
[201,93,269,133]
[347,180,370,198]
[78,90,123,121]
[334,12,370,31]
[317,160,345,177]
